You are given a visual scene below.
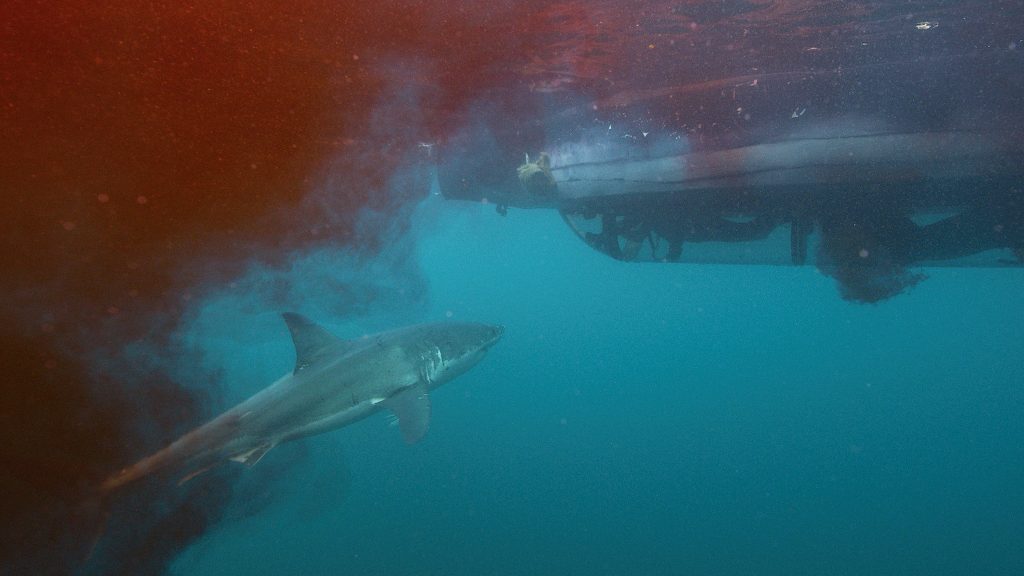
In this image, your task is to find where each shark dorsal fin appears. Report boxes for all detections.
[282,312,342,374]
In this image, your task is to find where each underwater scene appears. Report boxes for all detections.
[2,1,1022,575]
[168,196,1024,576]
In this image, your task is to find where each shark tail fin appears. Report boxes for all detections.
[76,482,118,567]
[80,496,111,565]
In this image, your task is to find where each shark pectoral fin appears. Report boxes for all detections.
[229,443,274,466]
[384,382,431,444]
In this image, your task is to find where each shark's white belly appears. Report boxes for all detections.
[277,397,386,443]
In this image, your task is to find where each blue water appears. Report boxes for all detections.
[170,192,1024,575]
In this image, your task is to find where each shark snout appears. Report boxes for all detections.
[484,324,504,348]
[479,319,503,348]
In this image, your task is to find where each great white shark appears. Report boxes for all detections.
[101,313,503,491]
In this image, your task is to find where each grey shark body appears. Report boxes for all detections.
[102,313,503,491]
